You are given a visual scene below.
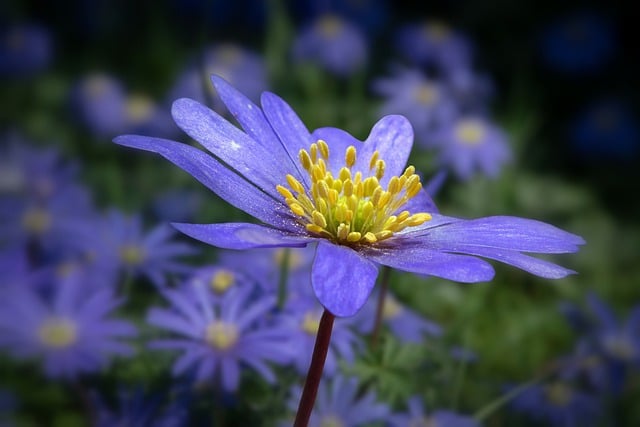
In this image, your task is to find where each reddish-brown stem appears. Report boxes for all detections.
[293,308,335,427]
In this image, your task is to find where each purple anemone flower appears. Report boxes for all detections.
[183,263,255,297]
[147,283,293,392]
[71,73,129,138]
[292,14,368,77]
[509,381,601,427]
[0,274,137,379]
[114,76,584,317]
[99,209,196,287]
[434,116,511,180]
[388,396,479,427]
[283,375,390,426]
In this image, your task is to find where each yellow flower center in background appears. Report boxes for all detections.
[455,119,486,145]
[415,83,439,106]
[301,311,321,335]
[38,317,77,349]
[205,321,239,350]
[210,269,235,294]
[544,382,573,407]
[21,208,51,234]
[424,21,451,42]
[277,140,431,245]
[126,94,154,123]
[320,415,345,427]
[119,244,145,266]
[273,248,303,270]
[409,416,437,427]
[382,296,403,319]
[318,15,343,38]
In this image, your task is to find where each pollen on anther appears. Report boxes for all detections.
[345,146,357,168]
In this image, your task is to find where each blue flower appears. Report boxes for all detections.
[292,14,368,77]
[509,381,601,427]
[284,375,390,426]
[539,10,615,74]
[433,116,511,180]
[0,24,52,76]
[147,283,293,391]
[71,73,129,138]
[115,76,583,317]
[395,20,473,71]
[0,274,137,379]
[388,396,479,427]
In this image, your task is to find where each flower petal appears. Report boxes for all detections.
[312,241,378,317]
[364,245,495,282]
[172,222,311,250]
[171,97,294,197]
[404,214,585,253]
[113,135,292,228]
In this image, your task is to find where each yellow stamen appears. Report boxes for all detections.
[205,321,239,350]
[277,140,432,245]
[210,269,235,294]
[38,317,77,349]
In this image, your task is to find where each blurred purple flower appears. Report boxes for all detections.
[169,43,268,115]
[115,76,583,318]
[509,381,601,427]
[569,99,639,159]
[396,20,473,71]
[98,210,196,287]
[356,290,442,343]
[292,14,368,77]
[71,73,129,138]
[292,0,389,35]
[372,67,457,146]
[147,283,293,391]
[434,116,511,180]
[283,375,390,426]
[540,10,615,74]
[183,264,254,297]
[0,23,52,76]
[388,396,479,427]
[151,188,203,223]
[0,274,137,379]
[93,387,188,427]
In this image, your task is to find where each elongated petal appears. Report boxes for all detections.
[172,97,298,197]
[260,91,313,187]
[364,245,495,282]
[211,75,301,177]
[405,214,585,253]
[114,135,290,228]
[172,222,311,250]
[312,241,378,317]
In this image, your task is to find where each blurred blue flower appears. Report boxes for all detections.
[0,23,52,76]
[569,99,639,159]
[388,396,479,427]
[115,76,583,318]
[99,210,196,287]
[356,290,442,343]
[433,116,511,181]
[292,14,368,77]
[540,11,615,74]
[93,387,188,427]
[183,264,255,297]
[292,0,390,35]
[278,296,362,376]
[284,375,390,426]
[169,43,268,115]
[509,381,601,427]
[396,20,473,72]
[372,67,457,146]
[147,283,293,391]
[0,274,137,379]
[71,73,129,138]
[151,188,203,223]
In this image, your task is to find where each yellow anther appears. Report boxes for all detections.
[388,176,400,195]
[310,143,318,162]
[397,211,411,223]
[361,201,374,219]
[406,213,432,226]
[306,224,326,234]
[337,223,349,240]
[312,211,328,228]
[369,151,380,170]
[383,216,398,230]
[276,185,294,199]
[345,146,357,167]
[347,231,362,242]
[406,181,422,198]
[363,177,379,196]
[299,149,312,170]
[375,159,385,180]
[328,189,338,204]
[332,179,343,192]
[286,174,305,194]
[289,203,306,216]
[339,167,351,181]
[375,230,393,241]
[317,181,330,199]
[343,180,353,197]
[335,203,348,222]
[317,198,328,212]
[363,232,377,243]
[318,140,329,159]
[403,165,415,177]
[377,191,392,209]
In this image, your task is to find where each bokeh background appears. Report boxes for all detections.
[1,0,639,426]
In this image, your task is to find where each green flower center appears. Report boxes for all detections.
[21,208,51,234]
[455,120,486,145]
[38,317,77,349]
[119,244,145,266]
[205,321,239,350]
[277,140,431,245]
[210,270,235,294]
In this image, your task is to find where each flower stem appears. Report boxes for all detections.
[371,266,391,349]
[294,308,335,427]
